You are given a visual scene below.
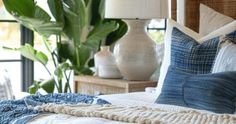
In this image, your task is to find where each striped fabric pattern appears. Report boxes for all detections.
[156,66,236,114]
[171,27,220,74]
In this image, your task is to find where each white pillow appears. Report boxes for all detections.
[199,21,236,42]
[212,41,236,73]
[156,19,201,96]
[199,4,234,36]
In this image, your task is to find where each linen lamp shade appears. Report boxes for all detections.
[105,0,169,19]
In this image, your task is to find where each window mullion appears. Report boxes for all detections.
[20,25,34,92]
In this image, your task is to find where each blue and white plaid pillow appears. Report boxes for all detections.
[171,27,220,74]
[156,66,236,114]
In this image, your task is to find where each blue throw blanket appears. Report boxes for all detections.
[0,93,110,124]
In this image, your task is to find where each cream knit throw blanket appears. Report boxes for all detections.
[36,103,236,124]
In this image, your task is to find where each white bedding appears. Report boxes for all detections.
[28,92,156,124]
[27,92,211,124]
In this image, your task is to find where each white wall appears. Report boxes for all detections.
[177,0,185,25]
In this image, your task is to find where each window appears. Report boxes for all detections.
[148,19,167,44]
[0,2,34,94]
[33,34,57,82]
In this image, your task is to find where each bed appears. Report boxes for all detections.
[26,92,217,124]
[1,0,236,124]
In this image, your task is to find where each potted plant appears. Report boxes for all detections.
[3,0,127,94]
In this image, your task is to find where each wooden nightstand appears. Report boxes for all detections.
[74,76,157,95]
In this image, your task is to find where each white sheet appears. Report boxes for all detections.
[27,92,210,124]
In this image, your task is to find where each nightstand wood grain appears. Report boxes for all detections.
[74,76,157,95]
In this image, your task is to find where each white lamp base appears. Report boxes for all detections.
[114,20,158,81]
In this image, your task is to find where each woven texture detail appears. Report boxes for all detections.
[37,103,236,124]
[0,93,109,124]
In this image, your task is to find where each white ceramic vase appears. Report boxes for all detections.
[113,20,158,81]
[94,46,122,79]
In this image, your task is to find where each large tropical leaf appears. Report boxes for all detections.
[3,0,36,17]
[98,0,105,20]
[18,44,48,65]
[80,0,92,43]
[4,0,63,37]
[62,0,81,44]
[47,0,64,23]
[106,20,128,45]
[85,21,118,49]
[17,16,63,37]
[78,45,91,66]
[41,78,55,93]
[57,41,75,63]
[34,6,51,20]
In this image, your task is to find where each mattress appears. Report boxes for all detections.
[27,92,209,124]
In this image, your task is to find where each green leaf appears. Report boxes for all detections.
[60,63,70,70]
[54,67,63,80]
[74,66,93,75]
[57,41,75,63]
[36,51,48,65]
[28,81,40,94]
[62,2,81,44]
[88,58,94,67]
[18,44,38,62]
[40,78,55,93]
[86,21,118,49]
[18,16,63,37]
[91,0,104,25]
[3,0,36,17]
[34,6,51,21]
[18,44,48,65]
[78,45,91,66]
[54,62,71,80]
[106,20,128,45]
[28,86,38,94]
[3,0,63,37]
[98,0,105,20]
[47,0,64,23]
[80,0,92,43]
[78,0,87,30]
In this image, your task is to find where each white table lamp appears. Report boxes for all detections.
[105,0,169,80]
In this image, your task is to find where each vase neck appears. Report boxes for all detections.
[123,20,150,33]
[100,46,110,52]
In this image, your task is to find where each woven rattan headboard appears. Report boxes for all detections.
[171,0,236,32]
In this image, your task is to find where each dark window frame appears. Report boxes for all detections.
[0,20,34,92]
[147,19,167,31]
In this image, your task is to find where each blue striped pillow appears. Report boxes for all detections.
[171,27,220,74]
[156,66,236,114]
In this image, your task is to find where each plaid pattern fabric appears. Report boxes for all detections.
[156,66,236,114]
[171,27,220,74]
